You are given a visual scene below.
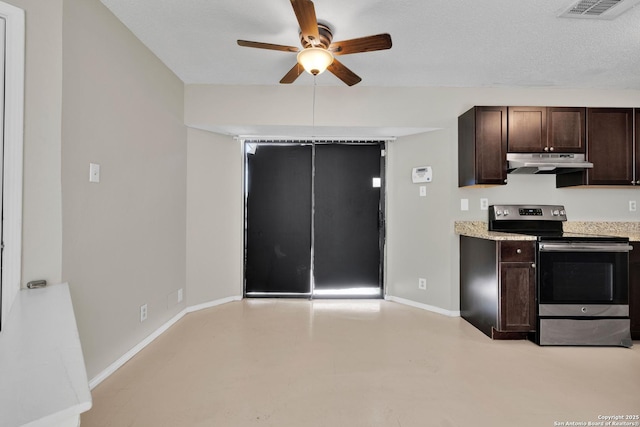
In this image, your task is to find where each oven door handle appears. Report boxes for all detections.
[538,243,633,252]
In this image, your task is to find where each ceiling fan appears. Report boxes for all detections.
[237,0,392,86]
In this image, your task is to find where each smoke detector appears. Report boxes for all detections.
[559,0,640,19]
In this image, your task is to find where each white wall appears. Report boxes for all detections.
[386,130,456,311]
[61,0,187,378]
[186,128,243,306]
[185,84,640,313]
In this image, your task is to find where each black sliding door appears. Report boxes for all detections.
[245,144,312,294]
[313,144,383,294]
[244,142,384,297]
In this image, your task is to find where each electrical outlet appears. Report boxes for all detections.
[630,201,637,212]
[418,278,427,290]
[177,288,183,303]
[480,198,489,210]
[140,304,148,322]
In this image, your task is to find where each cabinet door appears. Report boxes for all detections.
[498,241,536,332]
[508,106,547,152]
[475,107,508,185]
[587,108,634,185]
[459,106,507,186]
[547,107,585,153]
[499,262,536,332]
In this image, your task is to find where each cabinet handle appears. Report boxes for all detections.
[531,263,536,268]
[516,249,522,254]
[543,147,549,152]
[549,147,554,152]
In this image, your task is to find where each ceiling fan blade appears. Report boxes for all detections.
[237,40,299,53]
[290,0,320,46]
[327,58,362,86]
[280,62,305,84]
[329,33,392,56]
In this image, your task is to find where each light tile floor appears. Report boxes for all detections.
[82,299,640,427]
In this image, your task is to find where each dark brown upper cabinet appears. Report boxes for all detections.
[508,106,547,152]
[548,107,586,153]
[508,106,585,153]
[585,108,634,186]
[458,106,508,187]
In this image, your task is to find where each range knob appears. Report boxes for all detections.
[496,210,503,216]
[560,209,566,216]
[503,209,510,216]
[552,209,560,216]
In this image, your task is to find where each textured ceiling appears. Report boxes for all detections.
[99,0,640,89]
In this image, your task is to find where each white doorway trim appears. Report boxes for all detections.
[0,1,24,329]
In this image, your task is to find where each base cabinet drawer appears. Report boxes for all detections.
[499,241,535,262]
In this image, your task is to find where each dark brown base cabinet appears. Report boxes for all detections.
[460,236,536,339]
[629,242,640,340]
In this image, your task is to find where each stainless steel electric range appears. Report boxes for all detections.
[489,204,633,347]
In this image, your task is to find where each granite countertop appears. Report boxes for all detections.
[563,221,640,241]
[454,221,640,241]
[454,221,536,241]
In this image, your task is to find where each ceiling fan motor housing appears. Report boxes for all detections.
[300,23,333,49]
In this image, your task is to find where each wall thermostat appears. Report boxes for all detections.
[412,166,432,183]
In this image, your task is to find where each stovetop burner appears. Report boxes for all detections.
[488,204,627,242]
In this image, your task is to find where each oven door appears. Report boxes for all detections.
[538,241,631,316]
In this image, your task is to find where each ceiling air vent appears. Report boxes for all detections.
[559,0,640,19]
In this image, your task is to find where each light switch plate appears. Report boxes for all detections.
[461,199,469,211]
[419,186,427,197]
[89,163,100,183]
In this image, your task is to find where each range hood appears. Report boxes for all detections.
[507,153,594,174]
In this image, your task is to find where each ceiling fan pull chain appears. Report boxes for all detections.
[312,76,317,139]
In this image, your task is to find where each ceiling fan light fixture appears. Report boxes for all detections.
[297,47,334,75]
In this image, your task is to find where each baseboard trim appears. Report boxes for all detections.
[385,295,461,317]
[185,295,242,314]
[88,295,242,390]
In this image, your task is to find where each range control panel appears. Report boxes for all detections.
[489,205,567,221]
